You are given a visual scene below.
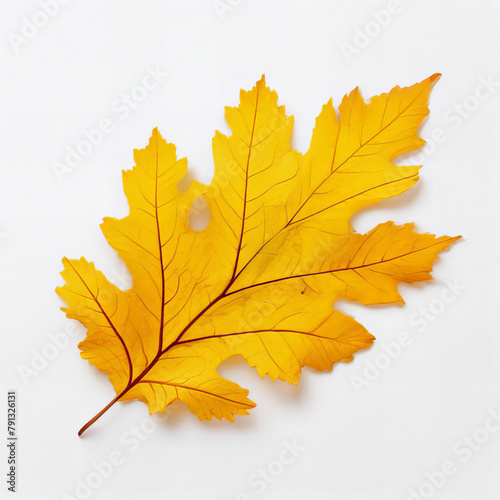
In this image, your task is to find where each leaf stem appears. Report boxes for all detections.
[78,391,124,436]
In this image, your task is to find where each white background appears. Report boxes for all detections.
[0,1,499,499]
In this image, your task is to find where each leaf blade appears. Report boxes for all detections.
[57,76,460,433]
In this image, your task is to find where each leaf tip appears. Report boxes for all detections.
[446,235,462,248]
[427,73,441,91]
[148,127,167,149]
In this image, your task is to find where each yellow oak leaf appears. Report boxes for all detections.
[56,75,460,435]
